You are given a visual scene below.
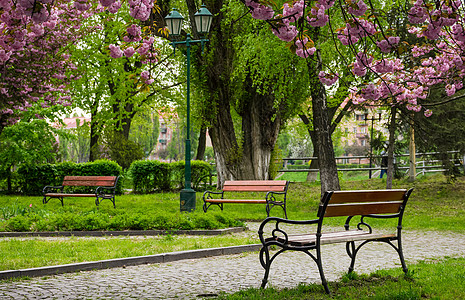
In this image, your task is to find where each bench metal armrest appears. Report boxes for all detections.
[265,190,286,202]
[96,186,116,195]
[259,217,319,245]
[202,190,224,200]
[43,185,63,194]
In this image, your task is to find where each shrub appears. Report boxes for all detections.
[128,160,212,192]
[5,215,31,231]
[128,160,171,193]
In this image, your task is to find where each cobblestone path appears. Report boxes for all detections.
[0,226,464,299]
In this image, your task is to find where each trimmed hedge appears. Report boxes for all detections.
[129,160,212,193]
[17,160,123,196]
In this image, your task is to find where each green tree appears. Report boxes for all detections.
[129,110,160,158]
[70,7,175,162]
[188,0,310,187]
[0,120,59,193]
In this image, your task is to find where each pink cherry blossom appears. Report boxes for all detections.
[318,71,339,86]
[347,0,368,17]
[123,47,136,57]
[109,44,123,58]
[272,25,298,42]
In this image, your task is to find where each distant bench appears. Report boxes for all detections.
[43,176,119,208]
[202,180,289,218]
[258,188,414,294]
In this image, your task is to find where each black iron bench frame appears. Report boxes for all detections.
[258,188,414,294]
[43,176,120,208]
[202,180,289,218]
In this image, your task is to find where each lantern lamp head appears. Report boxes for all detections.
[165,8,184,37]
[194,4,213,36]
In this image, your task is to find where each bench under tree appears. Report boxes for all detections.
[43,176,120,208]
[202,180,289,218]
[258,188,414,294]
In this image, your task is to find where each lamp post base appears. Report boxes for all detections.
[180,188,196,212]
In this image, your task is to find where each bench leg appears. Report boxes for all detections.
[43,196,63,206]
[346,241,357,273]
[259,246,271,288]
[314,247,330,294]
[396,238,408,273]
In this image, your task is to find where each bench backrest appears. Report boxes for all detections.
[318,189,413,218]
[62,176,118,187]
[223,180,288,192]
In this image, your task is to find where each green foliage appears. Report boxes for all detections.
[16,160,123,195]
[129,111,159,158]
[104,132,144,170]
[128,160,171,193]
[0,119,61,193]
[0,207,242,232]
[58,117,90,163]
[269,144,283,180]
[128,160,212,193]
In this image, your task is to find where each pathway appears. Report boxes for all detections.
[0,225,464,299]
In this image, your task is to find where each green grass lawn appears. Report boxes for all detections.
[0,174,465,271]
[217,257,465,299]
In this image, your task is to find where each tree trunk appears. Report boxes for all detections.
[89,106,100,162]
[241,93,281,180]
[195,125,207,161]
[307,49,340,194]
[307,136,319,182]
[386,106,397,189]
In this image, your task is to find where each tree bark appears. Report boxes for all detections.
[195,125,207,161]
[386,106,397,189]
[307,49,340,194]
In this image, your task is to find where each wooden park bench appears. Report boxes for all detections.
[202,180,289,218]
[43,176,120,208]
[258,188,414,294]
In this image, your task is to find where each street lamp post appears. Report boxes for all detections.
[365,112,382,179]
[165,5,213,212]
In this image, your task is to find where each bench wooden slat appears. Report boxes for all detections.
[223,180,287,192]
[224,180,287,186]
[275,231,396,246]
[205,199,267,204]
[63,176,117,187]
[329,190,407,204]
[324,201,403,217]
[222,186,286,192]
[44,193,96,197]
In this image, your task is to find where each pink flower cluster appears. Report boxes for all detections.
[318,71,339,86]
[352,52,373,76]
[245,0,274,20]
[337,18,376,45]
[295,38,316,58]
[124,24,142,42]
[272,25,298,42]
[408,0,462,40]
[128,0,154,21]
[307,5,329,27]
[283,0,305,22]
[347,0,368,17]
[376,36,400,53]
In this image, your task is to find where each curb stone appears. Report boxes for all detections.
[0,227,246,238]
[0,244,261,280]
